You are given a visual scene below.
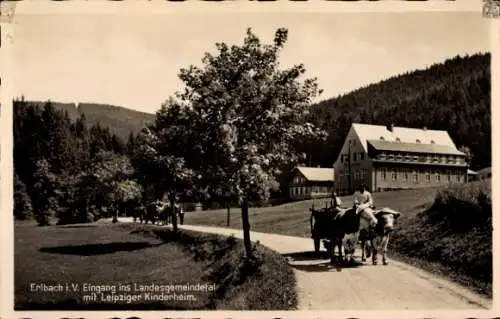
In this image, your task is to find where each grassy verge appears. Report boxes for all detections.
[14,222,297,310]
[185,188,438,238]
[389,179,492,298]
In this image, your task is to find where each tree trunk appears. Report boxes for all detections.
[112,203,118,223]
[226,200,231,227]
[170,195,178,232]
[241,197,252,257]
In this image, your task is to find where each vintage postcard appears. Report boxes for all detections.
[1,0,497,318]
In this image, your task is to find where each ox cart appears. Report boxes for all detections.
[309,201,339,254]
[310,198,403,265]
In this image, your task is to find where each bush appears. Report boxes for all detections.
[391,179,492,294]
[428,179,491,231]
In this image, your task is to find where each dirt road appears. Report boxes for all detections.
[119,218,491,310]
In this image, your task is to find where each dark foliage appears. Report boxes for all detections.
[14,173,33,220]
[13,98,136,225]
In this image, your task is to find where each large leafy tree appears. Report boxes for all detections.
[91,151,141,219]
[131,100,200,232]
[177,28,327,256]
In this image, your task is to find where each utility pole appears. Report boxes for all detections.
[347,140,352,194]
[330,162,335,207]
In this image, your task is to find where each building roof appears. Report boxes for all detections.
[352,123,460,154]
[295,166,334,182]
[367,139,464,156]
[477,167,491,175]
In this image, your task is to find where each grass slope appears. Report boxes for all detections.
[186,187,439,238]
[390,180,492,297]
[15,222,297,310]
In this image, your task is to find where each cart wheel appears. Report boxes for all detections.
[326,242,333,258]
[313,238,320,253]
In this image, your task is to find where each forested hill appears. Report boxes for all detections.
[306,52,491,171]
[24,101,154,141]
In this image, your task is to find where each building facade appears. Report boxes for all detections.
[288,166,335,200]
[334,123,468,195]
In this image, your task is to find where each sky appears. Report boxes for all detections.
[12,11,490,114]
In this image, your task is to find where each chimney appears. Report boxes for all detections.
[388,123,394,132]
[423,126,427,131]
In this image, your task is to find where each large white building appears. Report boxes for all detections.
[334,123,468,194]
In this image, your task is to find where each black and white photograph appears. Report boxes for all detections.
[8,3,493,313]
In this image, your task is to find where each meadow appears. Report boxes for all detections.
[14,222,297,310]
[185,187,439,238]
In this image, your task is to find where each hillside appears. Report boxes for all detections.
[25,101,154,141]
[304,52,490,171]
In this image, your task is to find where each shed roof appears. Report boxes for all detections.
[295,166,334,182]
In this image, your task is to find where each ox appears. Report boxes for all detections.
[142,201,162,224]
[359,207,401,265]
[133,204,146,223]
[157,202,174,226]
[328,205,378,264]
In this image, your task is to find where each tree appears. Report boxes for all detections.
[177,28,326,257]
[90,150,140,222]
[131,102,199,232]
[459,145,473,166]
[459,145,473,183]
[14,173,33,220]
[32,159,58,226]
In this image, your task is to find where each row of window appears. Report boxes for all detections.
[290,186,331,197]
[378,168,464,183]
[338,169,368,180]
[336,168,465,185]
[377,152,464,164]
[293,176,306,184]
[340,152,366,163]
[338,151,465,165]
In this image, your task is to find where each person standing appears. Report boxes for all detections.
[178,205,185,225]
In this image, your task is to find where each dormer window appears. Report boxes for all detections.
[396,137,401,142]
[416,139,421,143]
[380,136,385,141]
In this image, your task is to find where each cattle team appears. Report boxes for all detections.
[133,200,185,226]
[310,184,401,266]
